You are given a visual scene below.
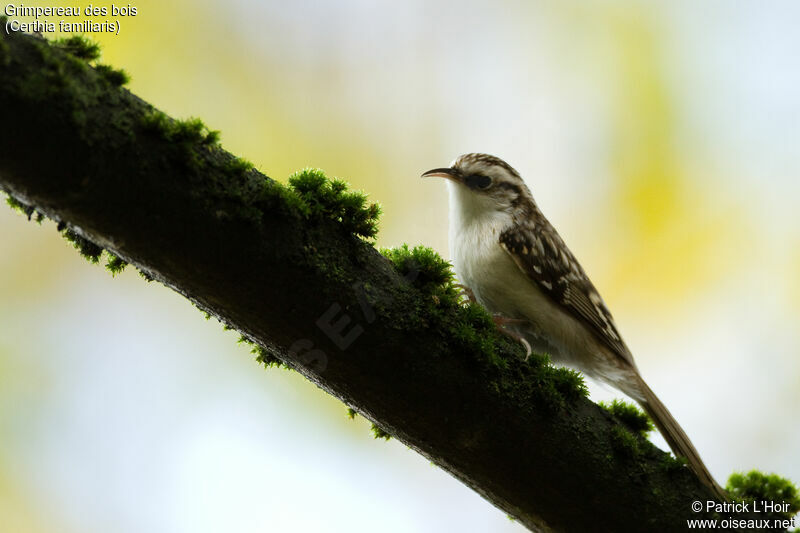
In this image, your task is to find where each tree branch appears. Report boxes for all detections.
[0,30,761,532]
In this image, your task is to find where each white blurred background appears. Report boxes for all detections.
[1,1,799,531]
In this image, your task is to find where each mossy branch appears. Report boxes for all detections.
[1,31,796,532]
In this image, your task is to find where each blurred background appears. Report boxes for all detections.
[2,1,799,531]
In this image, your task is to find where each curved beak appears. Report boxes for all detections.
[421,167,462,182]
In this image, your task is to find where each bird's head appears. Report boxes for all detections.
[422,153,534,220]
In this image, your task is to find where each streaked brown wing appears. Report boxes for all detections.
[499,219,633,363]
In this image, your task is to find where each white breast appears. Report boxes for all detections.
[446,181,613,375]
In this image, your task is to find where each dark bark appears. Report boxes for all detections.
[0,30,760,532]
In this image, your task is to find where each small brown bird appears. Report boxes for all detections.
[423,153,726,500]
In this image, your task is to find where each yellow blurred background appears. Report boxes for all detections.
[2,1,799,531]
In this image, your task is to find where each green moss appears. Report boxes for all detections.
[727,471,799,520]
[264,179,307,216]
[203,128,221,146]
[0,29,9,67]
[139,113,221,172]
[138,269,154,282]
[62,228,103,263]
[172,117,213,144]
[249,343,287,369]
[599,399,654,438]
[53,35,101,61]
[196,157,292,229]
[288,168,381,239]
[380,245,502,365]
[105,252,128,275]
[8,35,124,147]
[658,453,687,473]
[6,193,44,224]
[141,112,218,146]
[371,423,391,440]
[139,113,219,174]
[609,425,642,458]
[239,335,289,370]
[224,157,254,176]
[140,109,170,135]
[381,244,460,305]
[109,112,136,145]
[548,366,588,400]
[346,408,357,419]
[14,213,127,275]
[507,356,587,409]
[95,64,130,87]
[6,195,36,219]
[51,35,128,88]
[449,303,508,369]
[457,298,492,325]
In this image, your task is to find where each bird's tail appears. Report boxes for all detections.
[632,374,728,501]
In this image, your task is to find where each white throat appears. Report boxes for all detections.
[446,179,513,234]
[446,180,515,298]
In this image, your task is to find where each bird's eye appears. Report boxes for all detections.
[465,174,492,190]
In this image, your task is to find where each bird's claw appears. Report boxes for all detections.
[492,315,532,359]
[455,283,477,303]
[492,315,527,327]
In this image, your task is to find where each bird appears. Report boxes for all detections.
[422,153,726,500]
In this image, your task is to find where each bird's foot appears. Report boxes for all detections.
[492,315,532,359]
[455,283,477,303]
[492,315,527,327]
